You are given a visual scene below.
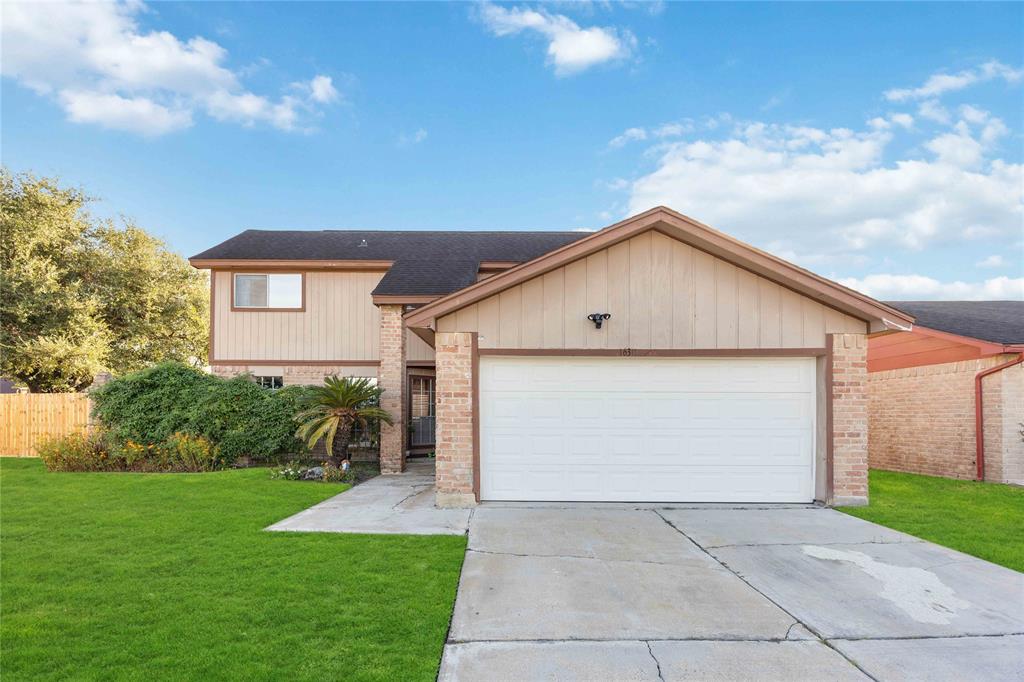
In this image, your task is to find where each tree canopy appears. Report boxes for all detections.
[1,169,208,392]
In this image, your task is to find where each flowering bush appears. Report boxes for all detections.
[321,462,349,483]
[38,431,225,473]
[163,433,223,472]
[270,462,312,481]
[38,432,110,472]
[270,460,356,483]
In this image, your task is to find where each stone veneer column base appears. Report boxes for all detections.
[830,333,869,506]
[434,332,477,509]
[378,304,406,474]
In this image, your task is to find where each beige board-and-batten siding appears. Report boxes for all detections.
[1,394,91,456]
[212,270,384,362]
[211,270,435,364]
[437,230,867,349]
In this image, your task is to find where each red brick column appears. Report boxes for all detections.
[434,332,477,508]
[378,305,406,474]
[830,333,869,505]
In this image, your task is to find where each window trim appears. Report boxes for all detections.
[230,272,306,312]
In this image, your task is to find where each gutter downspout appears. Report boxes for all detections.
[974,353,1024,481]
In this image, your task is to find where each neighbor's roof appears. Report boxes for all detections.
[189,230,589,296]
[885,301,1024,345]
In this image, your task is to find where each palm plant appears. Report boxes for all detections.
[295,376,394,464]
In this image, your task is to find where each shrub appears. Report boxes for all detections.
[321,462,348,483]
[38,432,110,472]
[270,462,312,480]
[91,362,309,464]
[38,430,227,473]
[163,433,222,472]
[90,362,217,445]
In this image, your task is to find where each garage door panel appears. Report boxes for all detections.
[480,357,816,503]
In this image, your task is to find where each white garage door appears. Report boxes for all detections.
[480,356,816,503]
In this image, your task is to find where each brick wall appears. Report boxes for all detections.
[998,363,1024,484]
[831,333,869,505]
[434,332,477,508]
[867,355,1020,482]
[378,305,406,474]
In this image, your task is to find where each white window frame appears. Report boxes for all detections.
[232,273,304,311]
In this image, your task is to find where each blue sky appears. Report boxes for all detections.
[3,1,1022,299]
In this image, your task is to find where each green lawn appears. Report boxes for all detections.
[839,469,1024,573]
[0,458,466,681]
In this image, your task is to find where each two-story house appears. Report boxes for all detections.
[191,207,915,508]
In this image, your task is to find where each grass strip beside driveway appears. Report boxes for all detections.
[1,458,466,681]
[839,469,1024,573]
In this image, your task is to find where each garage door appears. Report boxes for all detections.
[480,356,816,503]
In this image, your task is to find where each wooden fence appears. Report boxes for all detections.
[0,394,92,456]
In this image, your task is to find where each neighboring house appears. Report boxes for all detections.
[191,207,914,507]
[868,301,1024,485]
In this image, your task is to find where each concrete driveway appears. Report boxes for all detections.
[440,505,1024,682]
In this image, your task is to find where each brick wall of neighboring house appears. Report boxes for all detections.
[999,363,1024,485]
[830,333,869,505]
[434,332,477,508]
[377,305,406,474]
[868,354,1023,483]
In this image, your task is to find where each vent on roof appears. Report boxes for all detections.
[357,239,368,248]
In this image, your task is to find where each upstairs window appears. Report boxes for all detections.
[233,273,303,310]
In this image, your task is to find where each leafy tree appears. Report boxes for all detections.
[295,377,394,463]
[0,169,208,391]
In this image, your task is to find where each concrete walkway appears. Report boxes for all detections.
[266,459,471,535]
[440,506,1024,682]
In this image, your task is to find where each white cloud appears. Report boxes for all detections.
[59,90,192,136]
[398,128,428,146]
[869,112,915,131]
[652,121,692,138]
[206,91,303,130]
[625,118,1023,259]
[917,99,950,124]
[890,113,914,129]
[0,1,342,135]
[925,124,985,169]
[838,274,1024,301]
[601,177,630,191]
[308,75,339,104]
[884,60,1023,102]
[976,254,1008,269]
[608,120,697,148]
[608,126,647,148]
[608,59,1023,299]
[479,3,634,76]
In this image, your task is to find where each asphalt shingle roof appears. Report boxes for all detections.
[190,230,589,296]
[885,301,1024,345]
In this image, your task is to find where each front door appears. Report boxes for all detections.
[409,374,436,448]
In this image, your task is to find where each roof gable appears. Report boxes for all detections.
[406,207,913,330]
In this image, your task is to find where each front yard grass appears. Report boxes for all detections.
[839,469,1024,573]
[0,458,466,681]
